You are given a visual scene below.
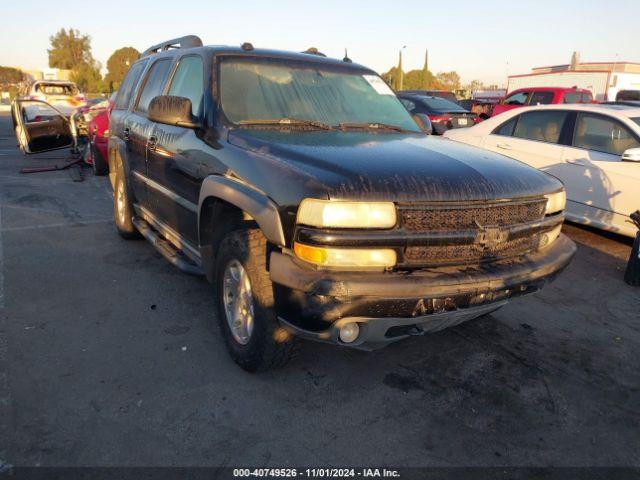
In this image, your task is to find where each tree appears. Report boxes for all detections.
[0,66,24,85]
[465,79,485,92]
[435,71,461,92]
[71,62,104,93]
[48,28,94,70]
[105,47,140,92]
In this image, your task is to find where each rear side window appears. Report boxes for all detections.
[512,111,569,144]
[135,58,173,114]
[114,61,147,110]
[573,113,640,156]
[398,98,416,112]
[529,91,554,105]
[617,90,640,101]
[167,56,204,117]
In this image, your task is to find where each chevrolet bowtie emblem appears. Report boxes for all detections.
[475,222,508,249]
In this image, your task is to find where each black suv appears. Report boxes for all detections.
[13,36,576,372]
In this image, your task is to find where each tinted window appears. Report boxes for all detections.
[419,97,467,113]
[136,59,173,114]
[573,114,640,156]
[530,91,554,105]
[398,98,416,112]
[504,91,530,106]
[114,61,147,110]
[168,56,204,116]
[493,117,518,136]
[513,111,569,144]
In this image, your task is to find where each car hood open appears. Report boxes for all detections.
[228,129,562,202]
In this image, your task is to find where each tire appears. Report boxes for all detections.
[214,228,297,372]
[113,163,140,239]
[91,143,109,176]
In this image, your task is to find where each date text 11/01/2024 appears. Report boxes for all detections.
[233,468,401,477]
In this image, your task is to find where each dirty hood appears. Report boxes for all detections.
[228,130,562,202]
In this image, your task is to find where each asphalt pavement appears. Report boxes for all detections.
[0,112,638,468]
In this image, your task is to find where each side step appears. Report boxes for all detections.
[132,217,204,276]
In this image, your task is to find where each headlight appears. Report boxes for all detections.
[544,190,566,215]
[294,243,396,269]
[296,199,397,229]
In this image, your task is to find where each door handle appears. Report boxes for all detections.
[496,143,512,150]
[123,127,130,141]
[147,136,157,151]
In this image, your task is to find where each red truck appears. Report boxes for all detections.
[491,86,593,117]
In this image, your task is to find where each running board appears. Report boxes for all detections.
[132,217,204,276]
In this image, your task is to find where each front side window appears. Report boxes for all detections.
[529,91,554,105]
[632,117,640,127]
[504,91,530,106]
[114,60,147,110]
[218,57,420,131]
[168,56,204,117]
[493,117,518,136]
[136,58,173,114]
[512,111,569,144]
[573,114,640,156]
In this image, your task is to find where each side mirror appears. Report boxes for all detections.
[148,95,200,128]
[622,148,640,163]
[412,114,433,135]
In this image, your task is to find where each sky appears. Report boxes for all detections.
[2,0,639,86]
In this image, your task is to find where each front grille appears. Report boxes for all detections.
[404,234,540,266]
[398,199,548,267]
[400,200,546,231]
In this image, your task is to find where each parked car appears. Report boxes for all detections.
[397,93,479,135]
[616,90,640,102]
[18,80,87,117]
[399,89,459,104]
[459,99,495,120]
[492,87,593,117]
[444,104,640,237]
[12,36,576,372]
[83,94,116,175]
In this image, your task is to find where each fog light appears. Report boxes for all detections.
[339,323,360,343]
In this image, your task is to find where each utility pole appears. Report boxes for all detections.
[398,46,406,91]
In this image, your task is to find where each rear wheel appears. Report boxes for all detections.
[91,143,109,176]
[113,165,139,239]
[214,228,297,372]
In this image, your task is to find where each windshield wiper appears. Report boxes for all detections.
[237,118,334,130]
[338,122,409,132]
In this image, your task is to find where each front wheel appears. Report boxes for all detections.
[214,228,297,372]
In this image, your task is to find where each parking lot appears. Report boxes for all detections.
[0,110,638,468]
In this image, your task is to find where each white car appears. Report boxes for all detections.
[444,104,640,237]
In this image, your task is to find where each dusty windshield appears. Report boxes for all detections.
[219,57,420,132]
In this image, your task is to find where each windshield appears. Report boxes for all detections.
[420,96,467,113]
[219,57,420,132]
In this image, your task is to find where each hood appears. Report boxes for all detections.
[228,129,562,202]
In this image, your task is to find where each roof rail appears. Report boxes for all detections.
[141,35,203,57]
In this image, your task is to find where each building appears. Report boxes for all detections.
[507,61,640,101]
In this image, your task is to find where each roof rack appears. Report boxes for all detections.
[141,35,203,57]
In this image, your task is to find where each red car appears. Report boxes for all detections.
[82,95,115,175]
[492,87,593,117]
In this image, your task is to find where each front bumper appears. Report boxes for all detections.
[270,234,576,349]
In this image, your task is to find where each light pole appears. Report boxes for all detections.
[398,45,406,91]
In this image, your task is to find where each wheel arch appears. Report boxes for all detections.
[198,175,286,281]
